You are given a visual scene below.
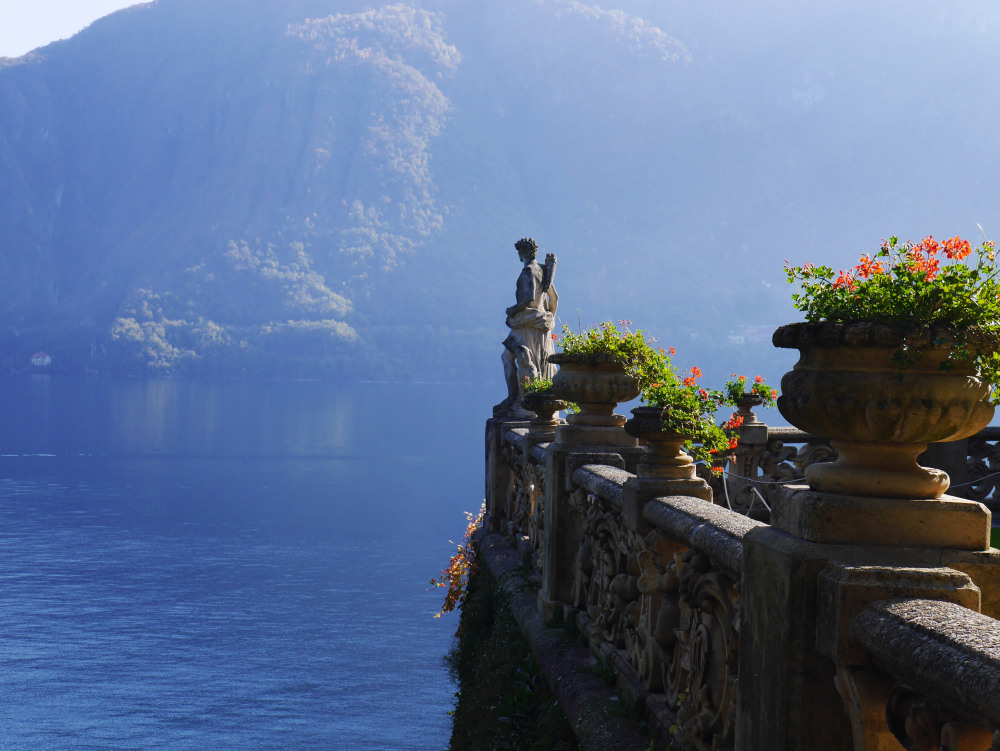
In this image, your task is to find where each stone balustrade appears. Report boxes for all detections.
[483,400,1000,751]
[843,598,1000,750]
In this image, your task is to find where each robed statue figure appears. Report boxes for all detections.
[495,237,558,416]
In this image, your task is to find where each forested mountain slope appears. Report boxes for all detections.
[2,0,998,380]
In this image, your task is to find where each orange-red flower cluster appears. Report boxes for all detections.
[943,236,972,260]
[854,253,885,279]
[722,413,744,430]
[833,270,856,290]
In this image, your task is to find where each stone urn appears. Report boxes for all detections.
[521,390,567,430]
[733,392,764,425]
[624,406,712,501]
[549,353,640,428]
[773,322,996,499]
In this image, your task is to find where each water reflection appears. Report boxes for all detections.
[0,375,494,749]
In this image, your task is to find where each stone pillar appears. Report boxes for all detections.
[737,483,1000,751]
[537,420,643,623]
[485,416,528,533]
[621,406,713,534]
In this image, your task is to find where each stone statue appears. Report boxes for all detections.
[494,237,558,416]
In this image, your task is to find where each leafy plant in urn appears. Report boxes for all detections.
[779,234,1000,498]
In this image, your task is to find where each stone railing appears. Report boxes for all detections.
[569,463,764,750]
[499,425,549,565]
[484,403,1000,751]
[839,598,1000,750]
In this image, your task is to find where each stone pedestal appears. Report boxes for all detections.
[771,484,991,550]
[737,484,1000,751]
[536,425,643,623]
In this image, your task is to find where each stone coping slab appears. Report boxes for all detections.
[853,598,1000,727]
[772,484,991,550]
[570,464,633,509]
[644,495,766,577]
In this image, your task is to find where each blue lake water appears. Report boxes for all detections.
[0,375,494,749]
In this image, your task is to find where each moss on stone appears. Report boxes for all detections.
[446,564,579,751]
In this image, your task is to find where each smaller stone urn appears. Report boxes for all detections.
[624,406,712,501]
[521,390,567,432]
[774,322,996,499]
[733,392,764,425]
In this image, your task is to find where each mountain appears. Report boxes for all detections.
[2,0,1000,383]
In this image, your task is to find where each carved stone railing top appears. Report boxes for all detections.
[643,495,766,578]
[752,426,834,482]
[853,598,1000,730]
[505,427,529,453]
[571,464,631,509]
[529,443,548,464]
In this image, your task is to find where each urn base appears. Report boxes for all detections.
[771,484,991,550]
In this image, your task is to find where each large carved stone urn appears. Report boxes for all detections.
[549,353,640,428]
[773,322,996,499]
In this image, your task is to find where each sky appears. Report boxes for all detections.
[0,0,147,58]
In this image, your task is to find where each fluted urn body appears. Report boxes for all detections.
[773,322,995,499]
[549,353,640,428]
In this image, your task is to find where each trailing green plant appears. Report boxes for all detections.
[522,376,554,393]
[446,565,579,751]
[784,233,1000,396]
[522,375,578,413]
[642,365,734,472]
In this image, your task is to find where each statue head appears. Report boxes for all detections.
[515,237,538,262]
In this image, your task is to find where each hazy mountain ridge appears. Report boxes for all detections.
[2,0,1000,383]
[0,0,700,378]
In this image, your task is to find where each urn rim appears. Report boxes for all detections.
[772,321,1000,351]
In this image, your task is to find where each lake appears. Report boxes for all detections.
[0,375,495,749]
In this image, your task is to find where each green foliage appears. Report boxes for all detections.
[446,565,579,751]
[641,366,733,469]
[558,321,735,469]
[522,376,554,393]
[785,234,1000,395]
[723,374,777,408]
[557,320,671,394]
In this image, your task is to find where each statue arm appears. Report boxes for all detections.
[546,283,558,316]
[505,269,538,317]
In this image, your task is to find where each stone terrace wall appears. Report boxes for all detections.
[481,412,1000,751]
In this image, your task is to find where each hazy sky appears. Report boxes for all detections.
[0,0,147,58]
